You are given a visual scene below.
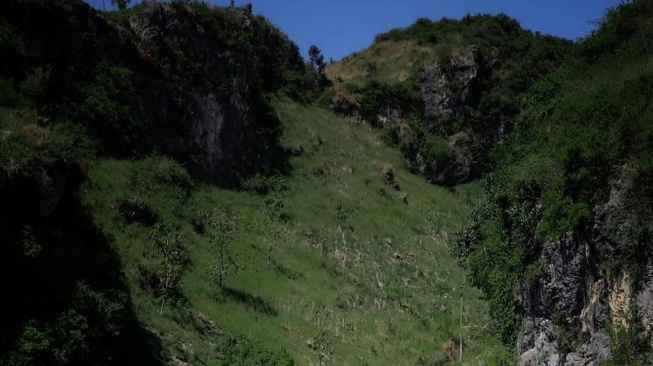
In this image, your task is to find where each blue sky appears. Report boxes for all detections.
[86,0,622,61]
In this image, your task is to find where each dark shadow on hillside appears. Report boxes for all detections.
[251,89,294,179]
[271,259,306,281]
[223,286,278,316]
[0,164,164,365]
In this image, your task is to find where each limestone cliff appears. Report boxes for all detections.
[452,3,653,361]
[417,45,504,185]
[516,177,653,365]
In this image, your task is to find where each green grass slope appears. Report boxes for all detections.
[79,99,510,365]
[1,3,542,365]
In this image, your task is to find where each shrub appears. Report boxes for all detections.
[149,223,187,313]
[422,135,452,165]
[0,78,25,108]
[241,174,286,195]
[217,335,295,366]
[604,308,653,366]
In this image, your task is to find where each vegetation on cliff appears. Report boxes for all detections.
[453,1,653,363]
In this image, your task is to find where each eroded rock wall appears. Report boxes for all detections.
[517,178,653,365]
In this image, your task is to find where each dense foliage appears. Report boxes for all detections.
[343,79,423,123]
[453,0,653,357]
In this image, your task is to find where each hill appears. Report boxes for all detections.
[325,14,571,186]
[76,99,507,365]
[3,0,652,365]
[0,1,508,364]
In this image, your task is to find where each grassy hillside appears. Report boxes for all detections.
[77,99,512,365]
[0,72,511,363]
[326,40,441,85]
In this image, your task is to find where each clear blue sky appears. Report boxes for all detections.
[85,0,622,61]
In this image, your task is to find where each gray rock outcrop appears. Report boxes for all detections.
[419,64,461,132]
[418,45,481,133]
[416,45,505,186]
[516,177,653,365]
[125,2,272,185]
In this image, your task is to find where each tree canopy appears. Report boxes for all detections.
[308,45,326,73]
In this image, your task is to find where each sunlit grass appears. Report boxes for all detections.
[81,99,508,365]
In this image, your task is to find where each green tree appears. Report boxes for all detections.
[150,224,187,315]
[205,205,239,290]
[308,45,326,73]
[110,0,130,10]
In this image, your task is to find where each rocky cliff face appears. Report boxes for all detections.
[0,0,307,186]
[127,2,263,184]
[329,44,510,186]
[420,45,482,133]
[417,45,503,186]
[516,177,653,365]
[450,3,653,364]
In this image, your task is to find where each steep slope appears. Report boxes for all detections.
[0,96,509,364]
[325,15,571,186]
[77,99,511,365]
[453,1,653,365]
[0,1,513,365]
[0,0,313,364]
